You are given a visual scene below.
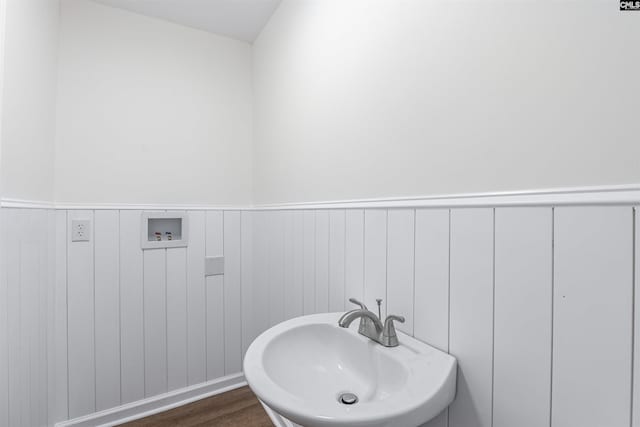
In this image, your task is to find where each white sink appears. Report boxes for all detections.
[244,312,457,427]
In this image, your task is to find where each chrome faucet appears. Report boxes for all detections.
[338,297,405,347]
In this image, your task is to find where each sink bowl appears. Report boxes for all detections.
[243,312,457,427]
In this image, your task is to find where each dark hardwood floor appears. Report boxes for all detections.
[119,386,273,427]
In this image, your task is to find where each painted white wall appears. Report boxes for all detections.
[54,0,253,206]
[1,0,60,202]
[252,0,640,204]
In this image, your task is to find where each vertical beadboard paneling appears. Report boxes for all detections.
[38,210,50,426]
[54,210,69,421]
[283,211,295,320]
[143,247,167,397]
[553,207,633,427]
[205,211,225,380]
[46,210,56,426]
[186,211,206,385]
[6,209,21,427]
[0,210,9,427]
[414,209,450,352]
[2,208,52,427]
[285,211,304,318]
[166,245,188,391]
[414,216,452,427]
[251,211,270,341]
[268,211,285,326]
[386,209,415,334]
[1,199,634,427]
[448,208,494,427]
[345,209,365,305]
[94,210,121,411]
[119,210,145,404]
[241,211,254,357]
[493,208,552,427]
[34,210,48,427]
[635,208,640,427]
[302,210,316,314]
[363,210,387,315]
[22,210,38,426]
[67,210,95,418]
[315,210,329,313]
[328,210,346,312]
[223,211,242,374]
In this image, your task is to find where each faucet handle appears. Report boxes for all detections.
[348,297,368,311]
[382,314,405,347]
[384,314,405,326]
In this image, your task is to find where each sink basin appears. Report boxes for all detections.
[243,312,457,427]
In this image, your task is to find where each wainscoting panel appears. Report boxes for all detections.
[314,210,329,314]
[67,210,96,418]
[94,210,121,411]
[240,210,255,357]
[413,208,450,353]
[636,208,640,427]
[223,211,242,375]
[119,210,145,404]
[414,208,450,427]
[6,208,21,427]
[205,211,225,381]
[0,210,9,427]
[282,211,294,322]
[54,210,69,422]
[166,245,188,391]
[552,207,633,427]
[328,210,346,313]
[386,209,415,335]
[0,209,55,427]
[186,211,206,386]
[363,210,387,316]
[283,211,303,321]
[243,204,637,427]
[302,210,315,315]
[143,244,168,397]
[268,211,285,326]
[1,195,639,427]
[493,208,552,427]
[251,211,270,344]
[344,209,364,303]
[37,208,247,425]
[448,208,495,427]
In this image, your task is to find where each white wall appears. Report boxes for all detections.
[1,0,59,202]
[252,0,640,204]
[54,0,253,206]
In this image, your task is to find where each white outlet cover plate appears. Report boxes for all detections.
[71,219,91,242]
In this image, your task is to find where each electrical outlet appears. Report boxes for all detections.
[71,219,91,242]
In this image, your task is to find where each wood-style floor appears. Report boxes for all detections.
[119,386,273,427]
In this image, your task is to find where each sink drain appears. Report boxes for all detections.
[338,392,359,405]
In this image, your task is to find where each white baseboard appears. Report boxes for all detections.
[55,373,246,427]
